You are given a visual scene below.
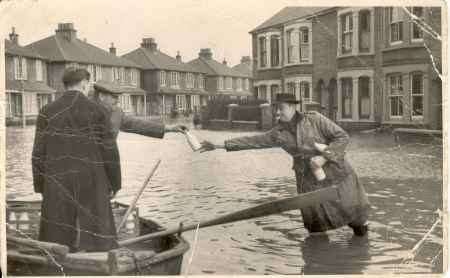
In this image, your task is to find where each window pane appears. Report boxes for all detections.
[359,77,370,119]
[341,79,352,118]
[412,96,423,116]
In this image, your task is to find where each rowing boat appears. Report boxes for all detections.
[6,200,190,275]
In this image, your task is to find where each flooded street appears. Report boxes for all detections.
[6,125,443,275]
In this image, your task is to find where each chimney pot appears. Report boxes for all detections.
[199,48,213,60]
[56,22,77,42]
[176,51,182,63]
[141,37,157,52]
[222,59,227,65]
[9,27,19,45]
[241,56,251,66]
[109,42,117,55]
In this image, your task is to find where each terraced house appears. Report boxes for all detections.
[5,28,56,125]
[251,6,442,130]
[26,23,145,116]
[123,38,208,116]
[187,48,253,100]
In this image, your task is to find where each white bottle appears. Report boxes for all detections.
[185,131,202,151]
[19,212,30,230]
[313,142,328,181]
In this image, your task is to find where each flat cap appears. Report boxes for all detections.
[93,81,123,95]
[62,67,90,85]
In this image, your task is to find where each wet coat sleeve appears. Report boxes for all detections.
[224,127,282,151]
[95,110,122,194]
[31,110,48,193]
[315,113,349,163]
[120,114,165,139]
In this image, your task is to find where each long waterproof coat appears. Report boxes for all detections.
[225,111,370,232]
[32,91,121,252]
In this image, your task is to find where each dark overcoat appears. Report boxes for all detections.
[32,90,121,252]
[225,111,370,232]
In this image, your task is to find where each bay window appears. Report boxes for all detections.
[300,82,311,103]
[389,74,403,117]
[358,77,371,119]
[270,35,280,67]
[170,72,179,87]
[411,7,424,40]
[160,71,166,86]
[258,85,267,100]
[341,78,353,119]
[14,57,27,80]
[411,72,424,117]
[341,13,353,54]
[359,10,371,52]
[259,37,267,68]
[299,28,309,62]
[286,29,296,63]
[389,7,404,43]
[35,60,43,81]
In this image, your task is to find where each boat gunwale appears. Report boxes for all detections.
[6,200,190,275]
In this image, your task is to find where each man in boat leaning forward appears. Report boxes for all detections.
[200,93,370,236]
[91,81,187,191]
[32,67,122,252]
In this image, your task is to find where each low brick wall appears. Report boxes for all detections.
[337,121,380,132]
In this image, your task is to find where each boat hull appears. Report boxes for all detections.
[7,201,190,275]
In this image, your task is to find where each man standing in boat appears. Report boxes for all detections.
[91,81,187,198]
[200,94,370,236]
[32,68,122,252]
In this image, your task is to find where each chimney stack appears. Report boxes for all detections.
[9,27,19,45]
[56,23,77,42]
[109,42,116,55]
[240,56,251,66]
[199,48,213,60]
[176,51,182,63]
[222,59,227,66]
[141,38,158,52]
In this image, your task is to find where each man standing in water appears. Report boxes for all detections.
[200,94,369,236]
[32,68,121,252]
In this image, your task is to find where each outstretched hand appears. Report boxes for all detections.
[166,125,188,133]
[199,140,216,153]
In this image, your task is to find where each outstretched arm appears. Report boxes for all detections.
[200,127,282,152]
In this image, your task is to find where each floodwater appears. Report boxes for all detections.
[6,124,443,275]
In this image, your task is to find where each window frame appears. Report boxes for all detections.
[299,27,309,62]
[259,36,267,68]
[35,60,43,81]
[270,35,280,67]
[341,13,353,54]
[388,74,404,119]
[389,7,404,45]
[341,78,353,119]
[410,72,424,119]
[411,7,424,42]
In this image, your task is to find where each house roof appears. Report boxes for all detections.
[231,63,252,78]
[122,48,204,73]
[5,39,44,59]
[25,36,140,68]
[250,7,330,33]
[6,79,56,93]
[187,57,249,78]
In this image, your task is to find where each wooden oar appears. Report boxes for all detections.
[116,159,161,233]
[7,235,69,259]
[119,185,339,246]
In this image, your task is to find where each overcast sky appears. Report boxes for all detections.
[0,0,445,66]
[0,0,313,66]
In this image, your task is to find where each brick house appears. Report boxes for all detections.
[25,23,146,116]
[187,48,253,100]
[251,6,442,130]
[122,38,209,116]
[5,28,55,125]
